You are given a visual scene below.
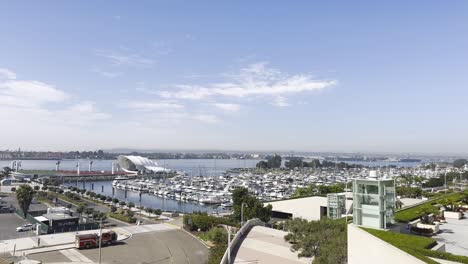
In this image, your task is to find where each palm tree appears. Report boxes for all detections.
[16,185,35,217]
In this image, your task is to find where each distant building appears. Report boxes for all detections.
[352,178,396,229]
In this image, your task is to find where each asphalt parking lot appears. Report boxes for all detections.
[0,213,34,241]
[30,229,209,264]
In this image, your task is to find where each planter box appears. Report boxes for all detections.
[416,222,440,233]
[444,211,463,220]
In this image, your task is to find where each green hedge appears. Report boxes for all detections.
[362,227,468,264]
[109,212,136,223]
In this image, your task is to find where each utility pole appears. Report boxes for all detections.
[98,218,103,264]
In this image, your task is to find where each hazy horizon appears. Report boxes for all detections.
[1,1,467,153]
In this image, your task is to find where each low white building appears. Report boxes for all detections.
[265,195,352,221]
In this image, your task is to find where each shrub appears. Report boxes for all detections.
[109,212,136,223]
[110,205,117,213]
[183,212,236,232]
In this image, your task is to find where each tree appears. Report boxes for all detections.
[284,218,347,264]
[460,192,468,205]
[154,209,162,216]
[76,204,86,215]
[232,187,272,222]
[145,208,153,217]
[1,167,12,178]
[453,159,468,169]
[285,158,304,169]
[84,207,94,216]
[255,160,269,169]
[128,202,135,209]
[16,185,35,216]
[33,186,40,191]
[110,205,117,213]
[267,154,282,169]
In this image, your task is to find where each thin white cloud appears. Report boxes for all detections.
[192,114,219,123]
[158,62,336,106]
[213,103,241,112]
[272,96,289,107]
[96,50,154,66]
[122,101,185,112]
[90,68,121,78]
[0,69,109,127]
[0,80,67,108]
[0,68,17,80]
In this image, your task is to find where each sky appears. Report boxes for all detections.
[0,1,467,154]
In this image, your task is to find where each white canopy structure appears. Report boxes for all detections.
[117,155,170,174]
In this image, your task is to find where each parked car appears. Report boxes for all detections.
[16,224,34,232]
[0,206,14,213]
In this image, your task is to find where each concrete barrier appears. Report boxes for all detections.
[219,219,264,264]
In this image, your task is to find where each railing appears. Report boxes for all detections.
[219,219,265,264]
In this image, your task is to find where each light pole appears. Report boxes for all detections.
[445,171,447,194]
[98,218,102,264]
[241,202,248,226]
[227,226,231,264]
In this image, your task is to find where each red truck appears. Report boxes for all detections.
[75,231,117,249]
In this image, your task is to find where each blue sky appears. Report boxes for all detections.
[0,1,467,153]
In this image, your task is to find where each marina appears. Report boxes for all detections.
[2,157,430,214]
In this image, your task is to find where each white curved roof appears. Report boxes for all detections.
[123,155,158,167]
[117,155,169,174]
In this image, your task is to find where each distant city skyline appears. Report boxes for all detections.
[1,1,467,153]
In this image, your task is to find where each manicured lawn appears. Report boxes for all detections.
[395,192,464,223]
[362,227,468,264]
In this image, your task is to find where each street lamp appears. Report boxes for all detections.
[445,171,447,194]
[227,226,232,264]
[98,218,103,264]
[241,202,248,226]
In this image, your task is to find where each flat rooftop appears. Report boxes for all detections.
[43,212,78,220]
[233,226,311,264]
[265,196,352,221]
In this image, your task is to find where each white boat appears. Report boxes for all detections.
[199,196,222,205]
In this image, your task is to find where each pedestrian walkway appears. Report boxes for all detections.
[233,226,311,264]
[59,249,93,263]
[113,223,176,235]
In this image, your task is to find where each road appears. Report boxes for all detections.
[29,229,208,264]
